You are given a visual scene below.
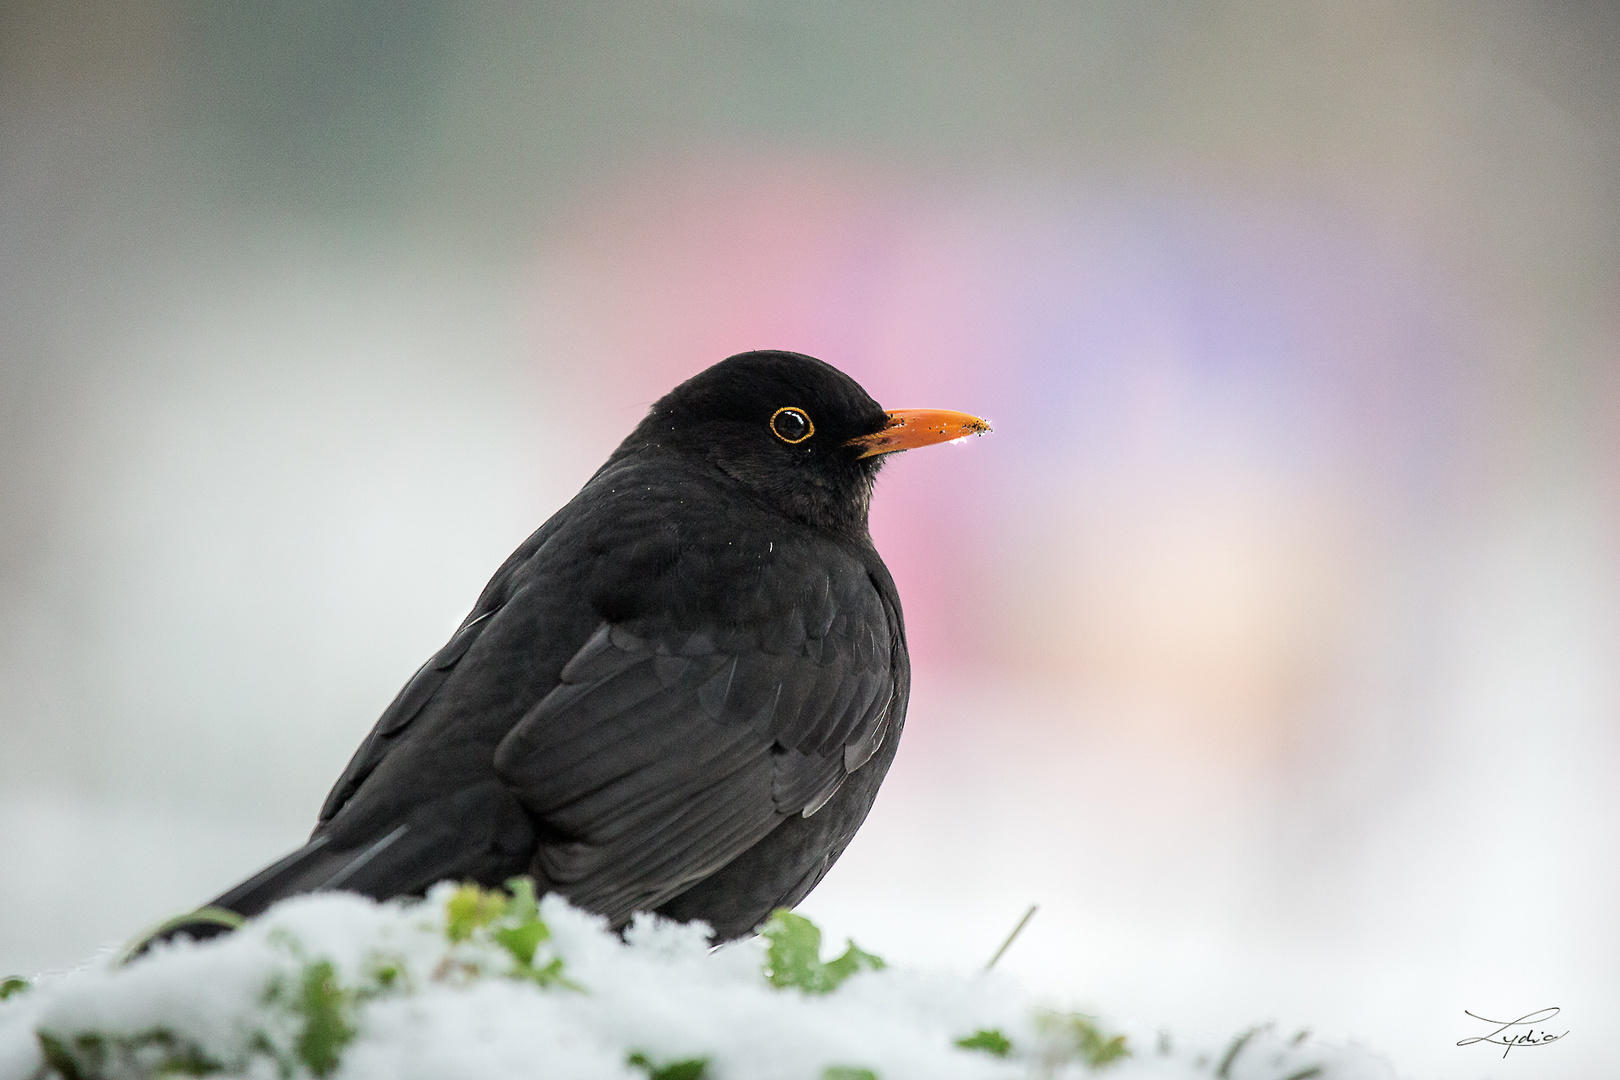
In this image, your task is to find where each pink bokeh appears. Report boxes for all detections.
[528,154,1482,756]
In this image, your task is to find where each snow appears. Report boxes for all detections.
[0,886,1400,1080]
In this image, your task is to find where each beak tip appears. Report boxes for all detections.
[847,408,991,457]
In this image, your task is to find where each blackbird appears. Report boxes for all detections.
[146,350,989,948]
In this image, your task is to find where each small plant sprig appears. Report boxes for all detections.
[956,1028,1014,1057]
[24,893,1144,1080]
[1032,1009,1131,1070]
[32,878,580,1080]
[759,910,886,994]
[441,877,577,989]
[627,1050,711,1079]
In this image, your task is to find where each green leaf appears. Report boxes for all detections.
[1034,1010,1130,1069]
[117,907,248,968]
[822,1068,879,1080]
[437,880,579,990]
[493,920,550,967]
[761,910,824,989]
[445,883,508,942]
[491,881,551,969]
[294,960,356,1077]
[627,1051,711,1079]
[367,959,403,993]
[760,910,885,994]
[0,976,28,1000]
[36,1031,89,1080]
[1278,1068,1323,1080]
[504,876,541,923]
[1216,1025,1263,1079]
[517,955,582,991]
[36,1028,223,1079]
[821,940,886,987]
[955,1028,1013,1057]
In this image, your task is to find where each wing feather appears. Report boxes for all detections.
[317,608,501,825]
[491,554,898,927]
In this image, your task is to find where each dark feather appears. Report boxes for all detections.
[491,569,895,926]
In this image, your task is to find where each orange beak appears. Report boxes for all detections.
[844,409,992,458]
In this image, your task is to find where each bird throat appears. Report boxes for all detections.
[711,451,880,541]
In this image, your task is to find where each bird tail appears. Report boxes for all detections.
[123,783,536,961]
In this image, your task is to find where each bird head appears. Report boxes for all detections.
[623,350,990,537]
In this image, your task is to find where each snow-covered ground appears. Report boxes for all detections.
[0,884,1395,1080]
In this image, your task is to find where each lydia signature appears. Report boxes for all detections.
[1456,1008,1568,1058]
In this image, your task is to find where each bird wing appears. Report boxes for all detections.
[314,519,557,827]
[315,607,499,825]
[491,561,898,927]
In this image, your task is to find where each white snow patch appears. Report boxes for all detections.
[0,887,1399,1080]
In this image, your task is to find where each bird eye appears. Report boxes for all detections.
[770,407,814,444]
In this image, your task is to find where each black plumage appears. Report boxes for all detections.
[149,350,987,947]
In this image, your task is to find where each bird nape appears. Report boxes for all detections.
[137,350,990,954]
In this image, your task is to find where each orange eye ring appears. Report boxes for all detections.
[770,406,814,444]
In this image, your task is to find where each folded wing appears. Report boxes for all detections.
[492,570,896,927]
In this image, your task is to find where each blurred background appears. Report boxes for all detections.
[2,1,1617,1076]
